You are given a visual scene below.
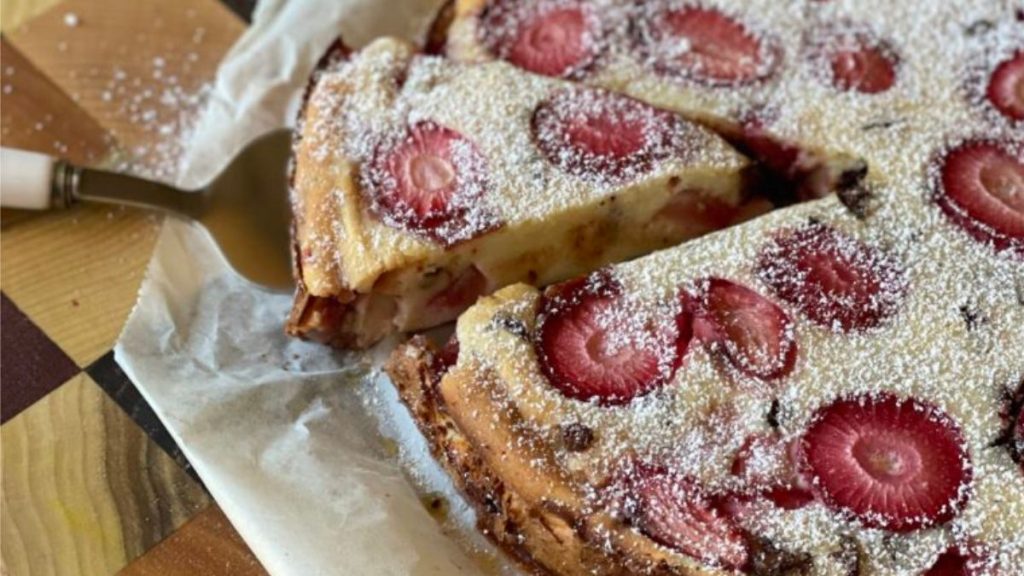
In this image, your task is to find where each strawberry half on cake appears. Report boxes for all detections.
[383,1,1024,574]
[288,37,765,349]
[442,0,887,201]
[388,197,1024,575]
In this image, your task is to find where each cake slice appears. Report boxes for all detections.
[388,194,1024,575]
[387,1,1024,573]
[287,37,763,349]
[442,0,1017,202]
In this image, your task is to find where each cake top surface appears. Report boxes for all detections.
[437,0,1024,573]
[294,37,746,293]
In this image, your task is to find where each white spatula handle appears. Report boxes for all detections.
[1,147,58,209]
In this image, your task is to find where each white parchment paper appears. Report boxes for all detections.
[114,2,508,574]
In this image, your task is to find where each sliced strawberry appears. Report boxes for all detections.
[999,381,1024,472]
[731,433,814,509]
[924,548,971,576]
[820,31,897,94]
[430,333,460,385]
[801,394,972,533]
[741,119,807,179]
[363,121,498,246]
[634,5,778,86]
[426,265,488,311]
[692,278,797,381]
[535,271,690,405]
[756,223,906,332]
[987,51,1024,121]
[923,545,994,576]
[934,140,1024,256]
[479,0,600,78]
[617,465,750,569]
[1015,403,1024,463]
[532,88,688,181]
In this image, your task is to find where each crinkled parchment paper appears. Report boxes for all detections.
[114,1,509,574]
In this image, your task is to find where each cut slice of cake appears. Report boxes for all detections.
[388,194,1024,575]
[442,0,1021,203]
[386,1,1024,574]
[288,37,763,349]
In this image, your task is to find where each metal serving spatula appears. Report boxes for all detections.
[0,129,293,291]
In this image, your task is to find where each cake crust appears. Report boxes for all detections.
[387,337,732,576]
[287,37,757,349]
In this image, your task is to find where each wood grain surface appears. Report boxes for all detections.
[117,506,268,576]
[1,375,210,576]
[1,0,269,574]
[6,0,245,177]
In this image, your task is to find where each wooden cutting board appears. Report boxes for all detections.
[1,1,268,574]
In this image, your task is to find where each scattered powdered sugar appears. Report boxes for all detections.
[295,37,745,293]
[291,2,1024,571]
[434,0,1024,570]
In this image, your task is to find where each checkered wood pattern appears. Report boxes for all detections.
[1,1,271,574]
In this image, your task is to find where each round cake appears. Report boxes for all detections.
[383,0,1023,574]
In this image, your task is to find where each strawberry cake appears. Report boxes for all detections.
[287,37,768,349]
[382,0,1024,574]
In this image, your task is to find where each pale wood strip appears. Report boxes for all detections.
[0,205,162,367]
[0,374,211,576]
[6,0,245,179]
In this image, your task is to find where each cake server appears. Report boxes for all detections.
[0,129,294,291]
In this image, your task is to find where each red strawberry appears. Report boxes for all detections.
[691,278,797,381]
[741,119,807,179]
[924,548,970,576]
[532,88,688,180]
[427,265,488,311]
[731,433,814,509]
[535,271,690,405]
[479,0,599,78]
[654,189,742,237]
[1015,403,1024,462]
[756,223,907,332]
[801,394,973,532]
[923,544,993,576]
[362,122,498,246]
[634,5,778,86]
[934,140,1024,257]
[821,31,897,94]
[430,334,461,385]
[532,88,689,180]
[987,51,1024,121]
[618,465,750,569]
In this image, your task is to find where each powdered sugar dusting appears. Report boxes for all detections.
[294,37,745,294]
[442,0,1024,571]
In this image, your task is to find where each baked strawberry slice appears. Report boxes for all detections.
[731,433,814,509]
[532,88,686,181]
[923,544,993,576]
[987,50,1024,121]
[426,265,489,311]
[362,121,498,246]
[479,0,600,78]
[820,31,898,94]
[934,140,1024,257]
[1014,396,1024,473]
[756,223,907,332]
[692,278,797,381]
[535,271,690,405]
[1016,403,1024,462]
[429,333,461,385]
[740,119,808,179]
[634,4,778,86]
[801,394,972,533]
[618,465,750,569]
